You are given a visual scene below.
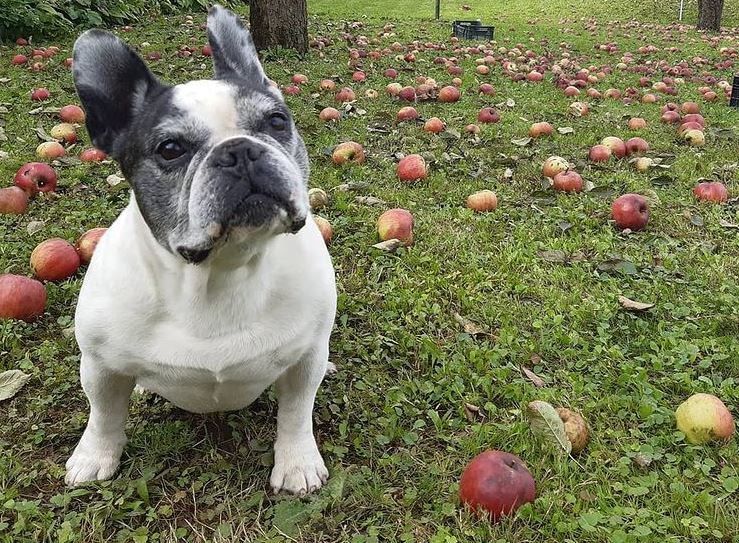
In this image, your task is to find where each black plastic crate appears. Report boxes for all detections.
[731,75,739,107]
[452,20,494,41]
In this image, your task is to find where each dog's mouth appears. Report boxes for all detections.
[175,193,305,265]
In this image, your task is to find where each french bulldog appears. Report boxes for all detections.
[64,4,336,496]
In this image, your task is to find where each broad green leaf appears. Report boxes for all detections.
[526,400,571,454]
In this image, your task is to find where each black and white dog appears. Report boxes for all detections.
[65,5,336,496]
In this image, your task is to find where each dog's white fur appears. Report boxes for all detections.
[65,194,336,494]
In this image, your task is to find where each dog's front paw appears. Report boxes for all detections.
[65,434,125,486]
[270,439,328,495]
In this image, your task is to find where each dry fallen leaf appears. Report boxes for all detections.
[463,401,484,422]
[453,312,485,336]
[26,221,45,235]
[719,219,739,229]
[557,126,574,135]
[371,239,402,252]
[618,295,654,311]
[355,196,387,206]
[0,370,31,401]
[522,366,545,387]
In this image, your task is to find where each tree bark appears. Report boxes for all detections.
[697,0,724,31]
[249,0,308,54]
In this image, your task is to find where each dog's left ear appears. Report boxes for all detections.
[207,4,269,85]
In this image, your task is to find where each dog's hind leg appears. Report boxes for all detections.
[269,347,330,495]
[65,356,135,486]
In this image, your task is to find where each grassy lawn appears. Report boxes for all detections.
[1,0,739,541]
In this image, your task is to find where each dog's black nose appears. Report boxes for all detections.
[213,140,265,169]
[177,246,211,264]
[290,217,306,233]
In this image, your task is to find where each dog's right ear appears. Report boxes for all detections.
[73,30,166,157]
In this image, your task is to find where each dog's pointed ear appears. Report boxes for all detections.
[207,4,268,85]
[72,29,165,157]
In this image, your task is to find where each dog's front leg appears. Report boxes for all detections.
[270,349,329,495]
[65,356,135,486]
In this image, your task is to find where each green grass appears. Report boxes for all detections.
[1,1,739,542]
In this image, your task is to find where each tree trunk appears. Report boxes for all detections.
[697,0,724,31]
[249,0,308,54]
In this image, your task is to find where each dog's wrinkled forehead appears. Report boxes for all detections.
[168,80,280,141]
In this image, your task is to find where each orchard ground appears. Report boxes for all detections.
[1,1,739,542]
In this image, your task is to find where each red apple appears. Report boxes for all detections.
[625,137,649,155]
[50,123,77,144]
[292,73,308,85]
[0,187,30,214]
[0,274,47,322]
[383,68,398,79]
[399,86,417,102]
[377,208,414,246]
[319,79,336,91]
[283,85,300,96]
[201,44,212,56]
[31,88,50,101]
[682,113,705,127]
[424,117,445,133]
[397,154,427,181]
[438,86,461,103]
[466,190,498,212]
[15,37,28,46]
[332,141,365,165]
[564,86,580,97]
[527,70,544,82]
[477,107,500,123]
[397,106,419,122]
[552,170,583,192]
[542,156,570,178]
[693,182,728,203]
[30,239,81,281]
[351,71,366,82]
[459,450,536,522]
[319,107,341,122]
[313,217,333,245]
[14,162,58,194]
[628,117,647,130]
[80,148,107,162]
[601,136,627,158]
[75,228,108,265]
[660,110,681,124]
[612,194,649,231]
[335,87,356,102]
[386,82,403,96]
[479,83,495,95]
[12,54,28,65]
[678,121,704,135]
[681,101,700,114]
[59,104,86,123]
[36,142,65,160]
[529,122,553,137]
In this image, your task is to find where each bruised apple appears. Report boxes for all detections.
[0,274,47,322]
[30,238,81,281]
[14,162,58,194]
[459,450,536,522]
[542,156,570,178]
[332,141,365,165]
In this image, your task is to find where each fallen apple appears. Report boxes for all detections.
[542,156,570,178]
[308,188,329,210]
[319,79,336,91]
[50,123,77,144]
[424,117,445,133]
[466,190,498,212]
[80,148,107,162]
[12,54,28,65]
[589,144,612,162]
[459,450,536,522]
[693,181,728,203]
[397,154,427,181]
[634,157,653,172]
[14,162,58,194]
[682,129,705,146]
[438,86,461,103]
[31,88,50,101]
[314,216,333,245]
[556,408,589,453]
[676,393,734,444]
[59,104,86,123]
[332,141,365,165]
[30,238,81,281]
[0,274,47,322]
[529,122,553,137]
[612,193,649,231]
[601,136,627,158]
[319,107,341,122]
[335,87,356,102]
[552,170,583,192]
[628,117,647,130]
[36,141,66,160]
[625,137,649,155]
[377,208,414,246]
[397,106,419,121]
[478,107,500,123]
[0,187,30,214]
[75,228,108,265]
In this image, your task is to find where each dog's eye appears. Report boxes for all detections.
[157,140,185,160]
[269,113,288,131]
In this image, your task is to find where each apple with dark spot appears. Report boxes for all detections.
[14,162,58,194]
